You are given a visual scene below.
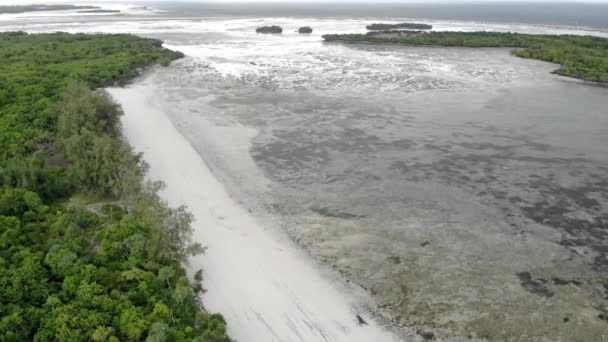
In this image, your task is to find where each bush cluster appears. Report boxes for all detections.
[0,32,230,341]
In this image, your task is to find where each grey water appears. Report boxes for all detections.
[153,2,608,30]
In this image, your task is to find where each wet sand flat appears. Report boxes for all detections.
[146,42,608,340]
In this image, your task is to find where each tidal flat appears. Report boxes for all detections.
[147,41,608,340]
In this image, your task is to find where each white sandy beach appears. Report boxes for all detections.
[108,80,402,342]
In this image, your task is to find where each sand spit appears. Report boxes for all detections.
[108,81,404,342]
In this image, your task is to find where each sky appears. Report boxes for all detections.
[2,0,608,3]
[2,0,608,5]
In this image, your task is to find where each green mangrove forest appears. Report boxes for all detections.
[323,31,608,82]
[0,32,230,341]
[366,23,432,30]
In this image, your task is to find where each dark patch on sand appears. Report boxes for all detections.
[311,207,367,219]
[552,277,582,286]
[516,272,554,298]
[387,256,402,264]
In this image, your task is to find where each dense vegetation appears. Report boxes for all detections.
[256,26,283,34]
[323,31,608,82]
[366,30,424,37]
[366,23,432,30]
[0,32,230,341]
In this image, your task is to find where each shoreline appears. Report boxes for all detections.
[325,39,608,87]
[107,74,408,342]
[322,32,608,84]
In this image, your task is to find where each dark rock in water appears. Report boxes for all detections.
[298,26,313,34]
[366,22,432,30]
[356,314,367,325]
[256,26,282,34]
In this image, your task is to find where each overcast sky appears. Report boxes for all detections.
[2,0,608,3]
[147,0,605,2]
[2,0,608,4]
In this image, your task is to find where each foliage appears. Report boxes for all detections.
[322,31,608,82]
[0,32,230,341]
[0,31,183,160]
[0,188,230,341]
[56,81,145,196]
[366,23,432,30]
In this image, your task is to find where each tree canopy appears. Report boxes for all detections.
[0,32,230,341]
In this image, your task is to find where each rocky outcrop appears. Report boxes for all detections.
[298,26,313,34]
[256,26,283,34]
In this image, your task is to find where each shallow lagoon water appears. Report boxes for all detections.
[154,42,608,340]
[3,6,608,340]
[145,28,608,339]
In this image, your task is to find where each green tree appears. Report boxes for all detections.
[118,307,146,340]
[0,32,230,342]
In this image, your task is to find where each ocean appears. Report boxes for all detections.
[152,2,608,30]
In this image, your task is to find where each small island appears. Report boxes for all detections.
[79,9,121,14]
[366,30,424,39]
[366,23,433,30]
[323,31,608,83]
[0,4,98,14]
[298,26,313,34]
[256,26,283,34]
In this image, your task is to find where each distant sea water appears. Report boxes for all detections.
[149,2,608,30]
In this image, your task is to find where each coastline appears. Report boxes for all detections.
[322,32,608,83]
[107,73,408,342]
[324,39,608,87]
